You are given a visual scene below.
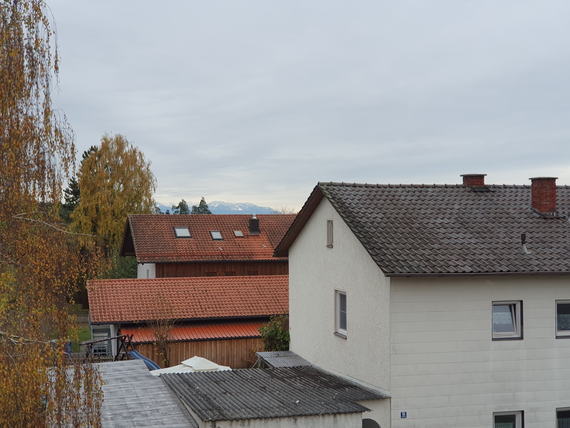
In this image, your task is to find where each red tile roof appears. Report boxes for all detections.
[120,214,296,263]
[88,275,288,324]
[121,321,263,343]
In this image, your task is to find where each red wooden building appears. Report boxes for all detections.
[119,214,295,279]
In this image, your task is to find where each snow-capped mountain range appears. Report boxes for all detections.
[155,201,276,215]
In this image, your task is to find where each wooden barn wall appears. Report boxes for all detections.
[135,337,265,369]
[156,261,288,278]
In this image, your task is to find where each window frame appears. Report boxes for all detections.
[556,300,570,338]
[173,226,191,238]
[493,410,523,428]
[326,220,333,248]
[210,231,223,240]
[335,290,347,339]
[492,301,523,341]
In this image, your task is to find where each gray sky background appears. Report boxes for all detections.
[47,0,570,210]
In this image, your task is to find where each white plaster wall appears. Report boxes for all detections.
[137,263,155,279]
[358,399,392,428]
[211,413,362,428]
[390,275,570,428]
[288,197,391,424]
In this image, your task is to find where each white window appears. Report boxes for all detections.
[492,301,522,340]
[326,220,333,248]
[174,227,191,238]
[557,408,570,427]
[210,231,223,240]
[493,411,523,428]
[557,301,570,338]
[335,290,347,338]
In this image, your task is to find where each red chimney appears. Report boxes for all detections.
[461,174,486,186]
[530,177,558,213]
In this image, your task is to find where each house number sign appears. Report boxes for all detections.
[401,412,407,418]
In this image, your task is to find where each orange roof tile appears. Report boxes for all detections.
[121,321,263,343]
[120,214,295,263]
[88,275,288,324]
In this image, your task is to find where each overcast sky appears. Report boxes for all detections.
[47,0,570,209]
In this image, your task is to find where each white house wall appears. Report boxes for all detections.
[137,262,155,279]
[391,275,570,428]
[288,197,391,426]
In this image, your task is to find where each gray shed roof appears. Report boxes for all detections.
[161,366,387,422]
[255,350,313,368]
[99,360,197,428]
[275,181,570,276]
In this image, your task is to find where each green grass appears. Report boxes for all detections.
[71,323,91,353]
[69,303,89,314]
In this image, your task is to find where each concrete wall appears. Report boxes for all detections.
[137,262,155,279]
[288,197,391,424]
[211,413,363,428]
[391,275,570,428]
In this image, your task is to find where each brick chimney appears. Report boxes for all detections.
[461,174,486,186]
[530,177,558,213]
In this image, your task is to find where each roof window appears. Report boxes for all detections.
[234,230,244,237]
[174,227,191,238]
[210,231,223,240]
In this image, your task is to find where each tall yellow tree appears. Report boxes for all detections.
[1,1,104,425]
[72,134,157,248]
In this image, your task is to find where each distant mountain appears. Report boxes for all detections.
[155,201,276,215]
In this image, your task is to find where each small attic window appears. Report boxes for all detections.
[234,230,244,237]
[210,231,223,240]
[174,227,191,238]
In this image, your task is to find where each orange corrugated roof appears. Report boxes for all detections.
[121,321,263,343]
[121,214,295,263]
[88,275,288,324]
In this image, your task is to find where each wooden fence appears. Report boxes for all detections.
[135,337,264,369]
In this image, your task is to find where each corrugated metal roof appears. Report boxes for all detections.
[122,321,263,343]
[121,214,295,263]
[255,351,313,368]
[99,360,197,428]
[161,366,387,422]
[88,275,288,324]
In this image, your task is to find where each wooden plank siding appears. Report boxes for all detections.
[155,261,288,278]
[135,337,265,369]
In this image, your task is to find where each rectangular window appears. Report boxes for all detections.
[326,220,333,248]
[557,301,570,338]
[210,231,223,240]
[493,411,523,428]
[174,227,191,238]
[557,409,570,427]
[335,290,347,338]
[492,301,522,340]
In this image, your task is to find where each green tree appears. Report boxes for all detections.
[171,199,190,215]
[71,134,157,247]
[258,314,290,352]
[60,146,98,222]
[191,197,212,214]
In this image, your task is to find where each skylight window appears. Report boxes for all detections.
[210,231,223,240]
[174,227,191,238]
[234,231,244,237]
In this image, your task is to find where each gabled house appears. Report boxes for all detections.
[120,214,295,278]
[274,175,570,428]
[88,275,288,368]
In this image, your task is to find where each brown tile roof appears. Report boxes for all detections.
[121,321,263,343]
[88,275,288,324]
[275,181,570,276]
[120,214,295,263]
